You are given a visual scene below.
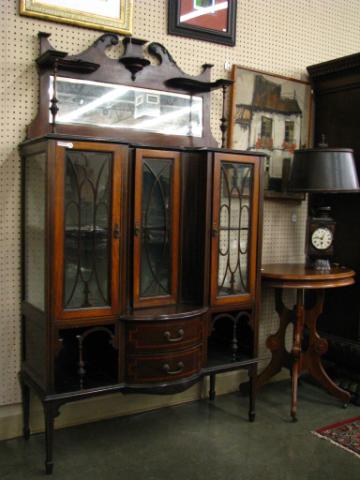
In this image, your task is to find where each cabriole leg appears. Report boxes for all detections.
[256,289,293,389]
[43,402,56,475]
[291,289,305,422]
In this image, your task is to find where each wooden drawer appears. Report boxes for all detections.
[126,317,203,354]
[126,346,202,383]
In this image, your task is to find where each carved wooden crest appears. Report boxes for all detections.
[28,32,219,148]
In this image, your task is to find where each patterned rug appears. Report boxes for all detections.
[312,416,360,458]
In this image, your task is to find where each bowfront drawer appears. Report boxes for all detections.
[126,346,202,383]
[126,317,203,353]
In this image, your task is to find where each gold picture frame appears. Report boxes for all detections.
[20,0,133,35]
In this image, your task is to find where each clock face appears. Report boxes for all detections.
[311,227,333,250]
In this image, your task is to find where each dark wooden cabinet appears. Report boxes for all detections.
[19,33,266,474]
[21,140,264,391]
[307,53,360,400]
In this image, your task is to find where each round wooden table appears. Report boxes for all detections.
[257,263,356,421]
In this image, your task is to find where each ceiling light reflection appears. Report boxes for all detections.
[180,1,228,23]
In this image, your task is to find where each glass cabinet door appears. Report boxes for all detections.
[53,141,124,320]
[133,149,180,308]
[210,153,260,306]
[24,151,47,311]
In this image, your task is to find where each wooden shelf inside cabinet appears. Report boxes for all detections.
[55,372,118,394]
[204,348,257,375]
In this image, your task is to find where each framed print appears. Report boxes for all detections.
[168,0,237,46]
[20,0,133,35]
[229,65,312,196]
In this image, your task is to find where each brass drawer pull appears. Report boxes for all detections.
[162,361,184,375]
[163,328,184,343]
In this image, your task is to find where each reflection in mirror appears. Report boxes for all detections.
[49,77,203,137]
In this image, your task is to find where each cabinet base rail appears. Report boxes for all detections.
[20,361,257,475]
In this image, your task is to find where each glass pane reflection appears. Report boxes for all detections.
[25,153,46,310]
[140,158,172,298]
[217,162,253,297]
[64,150,112,309]
[50,77,203,137]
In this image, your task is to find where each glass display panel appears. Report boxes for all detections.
[140,158,172,298]
[217,162,253,297]
[64,150,112,309]
[25,152,46,310]
[49,77,203,137]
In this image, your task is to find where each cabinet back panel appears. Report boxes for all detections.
[180,152,209,304]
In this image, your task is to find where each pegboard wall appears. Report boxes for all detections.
[1,0,360,406]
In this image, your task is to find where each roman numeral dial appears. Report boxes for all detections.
[311,227,333,250]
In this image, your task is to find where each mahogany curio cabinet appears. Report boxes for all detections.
[20,33,265,474]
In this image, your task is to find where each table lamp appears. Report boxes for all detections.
[288,139,360,270]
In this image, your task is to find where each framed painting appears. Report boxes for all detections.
[168,0,237,46]
[20,0,133,35]
[228,65,313,198]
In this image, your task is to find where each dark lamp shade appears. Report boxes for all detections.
[288,148,360,192]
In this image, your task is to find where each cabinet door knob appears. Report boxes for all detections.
[212,224,219,237]
[134,223,140,237]
[163,328,184,343]
[162,362,184,375]
[113,224,121,239]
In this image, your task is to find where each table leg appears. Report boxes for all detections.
[291,289,305,421]
[248,364,256,422]
[42,401,62,475]
[257,289,292,389]
[303,290,351,405]
[209,374,216,401]
[20,377,30,440]
[43,402,55,475]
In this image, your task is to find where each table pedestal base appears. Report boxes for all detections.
[257,288,351,420]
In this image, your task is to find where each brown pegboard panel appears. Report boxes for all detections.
[1,0,360,405]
